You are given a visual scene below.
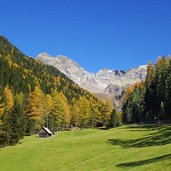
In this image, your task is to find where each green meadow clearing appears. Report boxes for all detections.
[0,124,170,171]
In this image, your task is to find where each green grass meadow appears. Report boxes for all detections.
[0,124,170,171]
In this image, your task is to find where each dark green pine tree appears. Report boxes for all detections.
[108,109,118,128]
[122,99,133,124]
[158,101,165,120]
[155,57,169,112]
[10,101,25,144]
[1,110,12,146]
[123,85,145,124]
[0,55,5,89]
[144,62,157,121]
[164,72,171,120]
[132,88,145,123]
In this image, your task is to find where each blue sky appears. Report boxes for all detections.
[0,0,171,73]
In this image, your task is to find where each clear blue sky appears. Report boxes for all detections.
[0,0,171,73]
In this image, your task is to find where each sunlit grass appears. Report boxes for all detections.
[0,124,170,171]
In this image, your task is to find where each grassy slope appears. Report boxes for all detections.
[0,124,170,171]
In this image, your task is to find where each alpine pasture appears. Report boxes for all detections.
[0,124,170,171]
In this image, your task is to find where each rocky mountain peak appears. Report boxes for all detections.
[36,53,147,104]
[37,52,52,58]
[55,55,71,61]
[96,68,126,77]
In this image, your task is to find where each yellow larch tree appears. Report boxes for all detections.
[90,99,101,127]
[26,85,45,130]
[78,96,91,128]
[103,98,113,126]
[51,89,64,130]
[0,96,5,126]
[59,93,71,128]
[44,94,53,127]
[4,86,14,111]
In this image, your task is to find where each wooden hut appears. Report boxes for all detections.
[38,127,54,138]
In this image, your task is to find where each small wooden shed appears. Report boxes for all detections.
[38,127,54,138]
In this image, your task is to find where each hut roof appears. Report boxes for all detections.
[41,127,53,135]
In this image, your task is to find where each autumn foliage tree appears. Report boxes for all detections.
[26,85,45,134]
[123,56,171,123]
[0,35,109,147]
[0,86,14,146]
[44,94,53,128]
[102,99,113,126]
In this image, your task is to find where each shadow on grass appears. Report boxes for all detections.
[97,127,109,130]
[116,153,171,167]
[121,124,168,131]
[108,124,171,148]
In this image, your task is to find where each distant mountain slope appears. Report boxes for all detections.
[36,53,147,101]
[0,36,107,147]
[0,36,100,103]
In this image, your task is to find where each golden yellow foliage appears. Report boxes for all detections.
[26,85,45,129]
[0,96,5,126]
[103,98,113,125]
[146,62,155,87]
[45,94,53,116]
[4,86,14,110]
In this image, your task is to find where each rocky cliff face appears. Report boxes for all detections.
[36,53,147,102]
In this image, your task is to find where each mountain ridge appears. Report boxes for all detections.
[36,53,147,103]
[36,52,146,74]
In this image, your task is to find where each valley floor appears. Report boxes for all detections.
[0,124,171,171]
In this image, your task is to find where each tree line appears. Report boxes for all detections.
[0,36,120,147]
[0,84,121,147]
[122,56,171,124]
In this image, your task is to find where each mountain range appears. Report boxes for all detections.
[36,53,147,104]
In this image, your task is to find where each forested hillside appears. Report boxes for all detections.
[0,36,117,147]
[122,56,171,123]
